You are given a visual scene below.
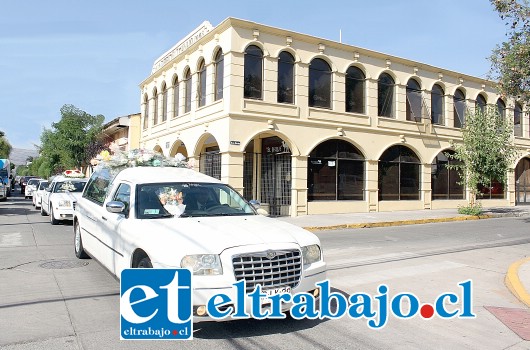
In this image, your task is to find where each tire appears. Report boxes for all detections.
[40,204,47,216]
[50,206,59,225]
[74,223,89,259]
[137,256,153,268]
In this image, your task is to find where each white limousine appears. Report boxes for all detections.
[73,166,327,322]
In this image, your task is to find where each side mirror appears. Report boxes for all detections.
[249,200,269,216]
[106,201,126,214]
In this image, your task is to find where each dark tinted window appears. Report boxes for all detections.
[198,60,206,107]
[406,79,422,121]
[476,94,486,114]
[143,94,149,129]
[173,76,179,118]
[214,50,224,101]
[113,183,131,217]
[53,180,87,193]
[244,45,263,99]
[453,89,466,128]
[497,99,506,118]
[514,102,522,137]
[378,73,394,117]
[152,88,158,125]
[345,66,365,114]
[184,68,192,113]
[431,150,464,200]
[278,51,295,104]
[431,84,444,125]
[308,140,364,201]
[309,58,332,108]
[161,82,168,122]
[379,145,420,200]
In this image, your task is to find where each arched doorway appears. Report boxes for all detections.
[378,145,421,201]
[243,135,292,216]
[197,134,221,180]
[515,157,530,204]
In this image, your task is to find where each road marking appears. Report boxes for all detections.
[0,232,23,247]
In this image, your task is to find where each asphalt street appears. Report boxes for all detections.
[1,190,530,349]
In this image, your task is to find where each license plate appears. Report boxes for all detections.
[260,286,291,305]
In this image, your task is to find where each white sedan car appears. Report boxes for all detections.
[25,178,43,200]
[41,176,88,225]
[73,166,327,322]
[33,180,49,209]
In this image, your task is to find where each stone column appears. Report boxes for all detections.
[366,159,379,212]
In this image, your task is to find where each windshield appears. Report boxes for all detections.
[28,179,40,186]
[54,181,87,193]
[136,182,256,219]
[38,181,49,190]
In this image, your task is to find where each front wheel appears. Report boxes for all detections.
[50,206,59,225]
[74,223,89,259]
[137,256,153,268]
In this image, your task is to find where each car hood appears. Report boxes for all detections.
[129,215,319,258]
[52,192,83,201]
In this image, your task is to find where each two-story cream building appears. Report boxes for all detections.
[139,18,530,216]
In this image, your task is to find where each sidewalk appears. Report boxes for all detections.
[278,206,530,309]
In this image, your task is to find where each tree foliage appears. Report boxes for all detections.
[38,104,105,177]
[447,106,519,205]
[489,0,530,105]
[0,130,12,158]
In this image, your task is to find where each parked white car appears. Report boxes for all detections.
[33,180,49,209]
[41,176,88,225]
[73,166,326,322]
[25,178,43,199]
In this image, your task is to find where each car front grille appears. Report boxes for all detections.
[232,249,302,293]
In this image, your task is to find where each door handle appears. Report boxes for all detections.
[101,216,107,221]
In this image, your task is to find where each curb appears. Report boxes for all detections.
[505,257,530,308]
[303,214,495,232]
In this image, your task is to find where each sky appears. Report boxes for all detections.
[0,0,507,150]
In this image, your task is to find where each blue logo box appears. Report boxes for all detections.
[120,269,192,340]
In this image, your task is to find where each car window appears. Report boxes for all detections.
[38,182,49,190]
[53,181,87,193]
[83,170,111,206]
[136,182,255,219]
[113,183,131,217]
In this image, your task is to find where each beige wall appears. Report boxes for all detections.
[137,18,530,216]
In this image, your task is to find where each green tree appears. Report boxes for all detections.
[39,104,104,174]
[0,130,12,158]
[489,0,530,104]
[448,106,519,209]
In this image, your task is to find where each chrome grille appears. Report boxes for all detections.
[232,249,302,292]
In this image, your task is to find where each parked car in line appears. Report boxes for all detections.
[33,180,49,209]
[41,175,88,225]
[25,178,43,199]
[73,166,327,322]
[20,176,38,195]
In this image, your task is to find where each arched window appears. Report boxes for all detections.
[308,140,364,201]
[184,68,192,113]
[152,88,158,125]
[379,145,421,200]
[278,51,295,104]
[497,98,506,118]
[431,150,464,200]
[431,84,444,125]
[475,94,487,114]
[345,66,365,114]
[244,45,263,99]
[378,73,394,117]
[514,102,522,137]
[143,93,149,129]
[406,79,422,121]
[197,59,206,107]
[173,75,179,118]
[161,82,168,122]
[309,58,332,108]
[214,49,224,101]
[453,89,466,128]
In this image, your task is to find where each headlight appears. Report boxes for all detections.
[58,200,71,207]
[302,244,322,265]
[181,254,222,275]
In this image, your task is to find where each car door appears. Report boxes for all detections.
[100,182,132,276]
[76,172,114,271]
[41,182,54,214]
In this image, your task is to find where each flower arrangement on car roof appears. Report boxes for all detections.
[91,142,192,175]
[63,169,85,178]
